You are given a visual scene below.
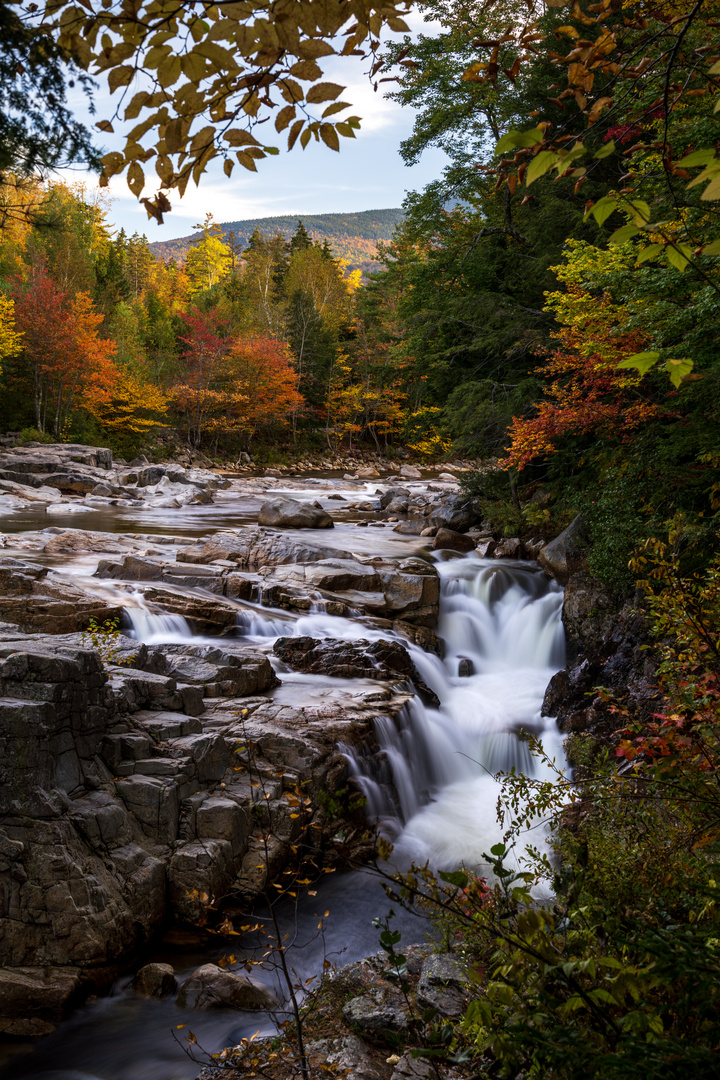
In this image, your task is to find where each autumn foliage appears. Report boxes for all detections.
[503,245,661,472]
[12,263,118,436]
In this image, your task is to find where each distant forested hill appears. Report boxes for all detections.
[148,208,404,274]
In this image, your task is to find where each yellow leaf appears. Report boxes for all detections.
[224,128,259,146]
[127,161,145,196]
[289,58,322,80]
[306,81,343,104]
[108,65,134,93]
[297,39,335,60]
[236,150,258,172]
[319,123,339,151]
[158,56,182,88]
[275,105,296,132]
[287,118,304,150]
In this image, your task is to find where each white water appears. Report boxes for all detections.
[342,557,565,869]
[124,552,565,872]
[124,592,194,644]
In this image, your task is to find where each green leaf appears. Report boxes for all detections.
[628,200,651,226]
[636,243,663,265]
[665,358,694,388]
[665,243,692,271]
[439,870,469,888]
[490,842,507,857]
[495,128,544,155]
[676,149,715,167]
[617,351,660,376]
[608,224,640,245]
[593,140,616,160]
[700,173,720,201]
[702,239,720,255]
[526,151,560,186]
[584,196,617,226]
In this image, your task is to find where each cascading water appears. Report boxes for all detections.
[231,551,566,872]
[124,592,193,643]
[350,556,566,870]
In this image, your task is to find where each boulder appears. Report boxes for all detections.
[307,1036,385,1080]
[176,528,339,569]
[416,953,467,1018]
[379,486,410,509]
[258,496,334,529]
[537,514,587,584]
[273,636,440,707]
[176,963,279,1010]
[391,1052,435,1080]
[429,494,481,533]
[399,464,422,480]
[341,987,409,1040]
[131,963,176,999]
[433,528,475,553]
[493,537,523,559]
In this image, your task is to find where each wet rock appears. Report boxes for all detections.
[458,656,474,677]
[429,494,481,534]
[0,556,124,634]
[342,987,409,1040]
[493,537,523,559]
[176,963,279,1010]
[0,967,87,1025]
[417,953,467,1017]
[379,486,410,509]
[273,636,440,707]
[131,962,177,999]
[537,514,588,584]
[258,496,334,529]
[392,519,426,535]
[156,644,278,698]
[355,466,380,479]
[176,528,338,569]
[475,538,497,558]
[142,589,239,636]
[168,842,235,922]
[433,528,475,553]
[399,464,422,480]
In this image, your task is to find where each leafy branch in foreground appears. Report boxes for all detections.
[38,0,413,221]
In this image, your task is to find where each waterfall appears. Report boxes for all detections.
[343,556,566,870]
[123,552,565,870]
[124,592,193,643]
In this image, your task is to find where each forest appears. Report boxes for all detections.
[2,0,720,1072]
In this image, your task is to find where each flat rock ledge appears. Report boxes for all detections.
[0,632,410,1033]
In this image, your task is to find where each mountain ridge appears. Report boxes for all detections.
[148,207,404,274]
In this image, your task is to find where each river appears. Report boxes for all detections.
[1,474,565,1080]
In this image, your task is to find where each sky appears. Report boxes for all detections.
[62,13,448,240]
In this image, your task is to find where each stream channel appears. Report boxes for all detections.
[2,472,566,1080]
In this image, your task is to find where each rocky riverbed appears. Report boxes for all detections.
[0,442,622,1079]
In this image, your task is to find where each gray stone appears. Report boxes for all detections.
[416,953,467,1017]
[258,496,334,529]
[131,962,177,998]
[342,987,409,1039]
[176,963,280,1010]
[433,528,475,553]
[457,657,474,677]
[307,1036,385,1080]
[391,1051,436,1080]
[537,514,588,584]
